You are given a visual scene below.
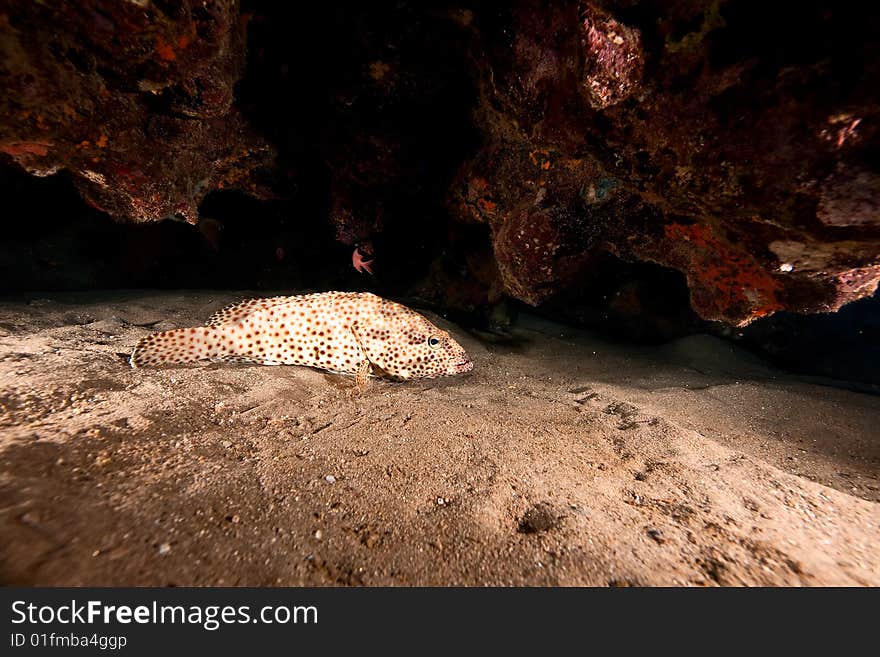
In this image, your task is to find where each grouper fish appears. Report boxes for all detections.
[130,291,474,385]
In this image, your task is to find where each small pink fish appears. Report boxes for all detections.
[352,247,374,274]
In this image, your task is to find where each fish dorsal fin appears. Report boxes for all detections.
[205,296,297,326]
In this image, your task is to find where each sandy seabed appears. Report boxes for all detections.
[0,291,878,586]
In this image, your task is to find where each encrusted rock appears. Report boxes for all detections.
[0,0,273,223]
[449,0,880,324]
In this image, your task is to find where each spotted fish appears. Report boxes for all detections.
[129,291,474,382]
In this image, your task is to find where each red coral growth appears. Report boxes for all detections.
[155,36,177,62]
[0,141,51,156]
[664,223,783,323]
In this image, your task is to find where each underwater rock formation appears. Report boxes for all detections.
[1,0,878,327]
[0,0,273,224]
[449,0,880,325]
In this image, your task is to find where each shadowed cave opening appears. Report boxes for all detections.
[1,162,877,387]
[1,0,879,387]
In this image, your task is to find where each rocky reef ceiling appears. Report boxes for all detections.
[1,0,879,327]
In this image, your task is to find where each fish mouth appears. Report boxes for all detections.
[452,358,473,373]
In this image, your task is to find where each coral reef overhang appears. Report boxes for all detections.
[1,0,879,329]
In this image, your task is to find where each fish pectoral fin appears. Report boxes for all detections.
[350,325,375,366]
[350,326,391,385]
[349,325,374,391]
[355,359,371,390]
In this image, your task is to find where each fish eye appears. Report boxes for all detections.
[427,336,441,347]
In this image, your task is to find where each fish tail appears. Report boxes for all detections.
[130,326,233,368]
